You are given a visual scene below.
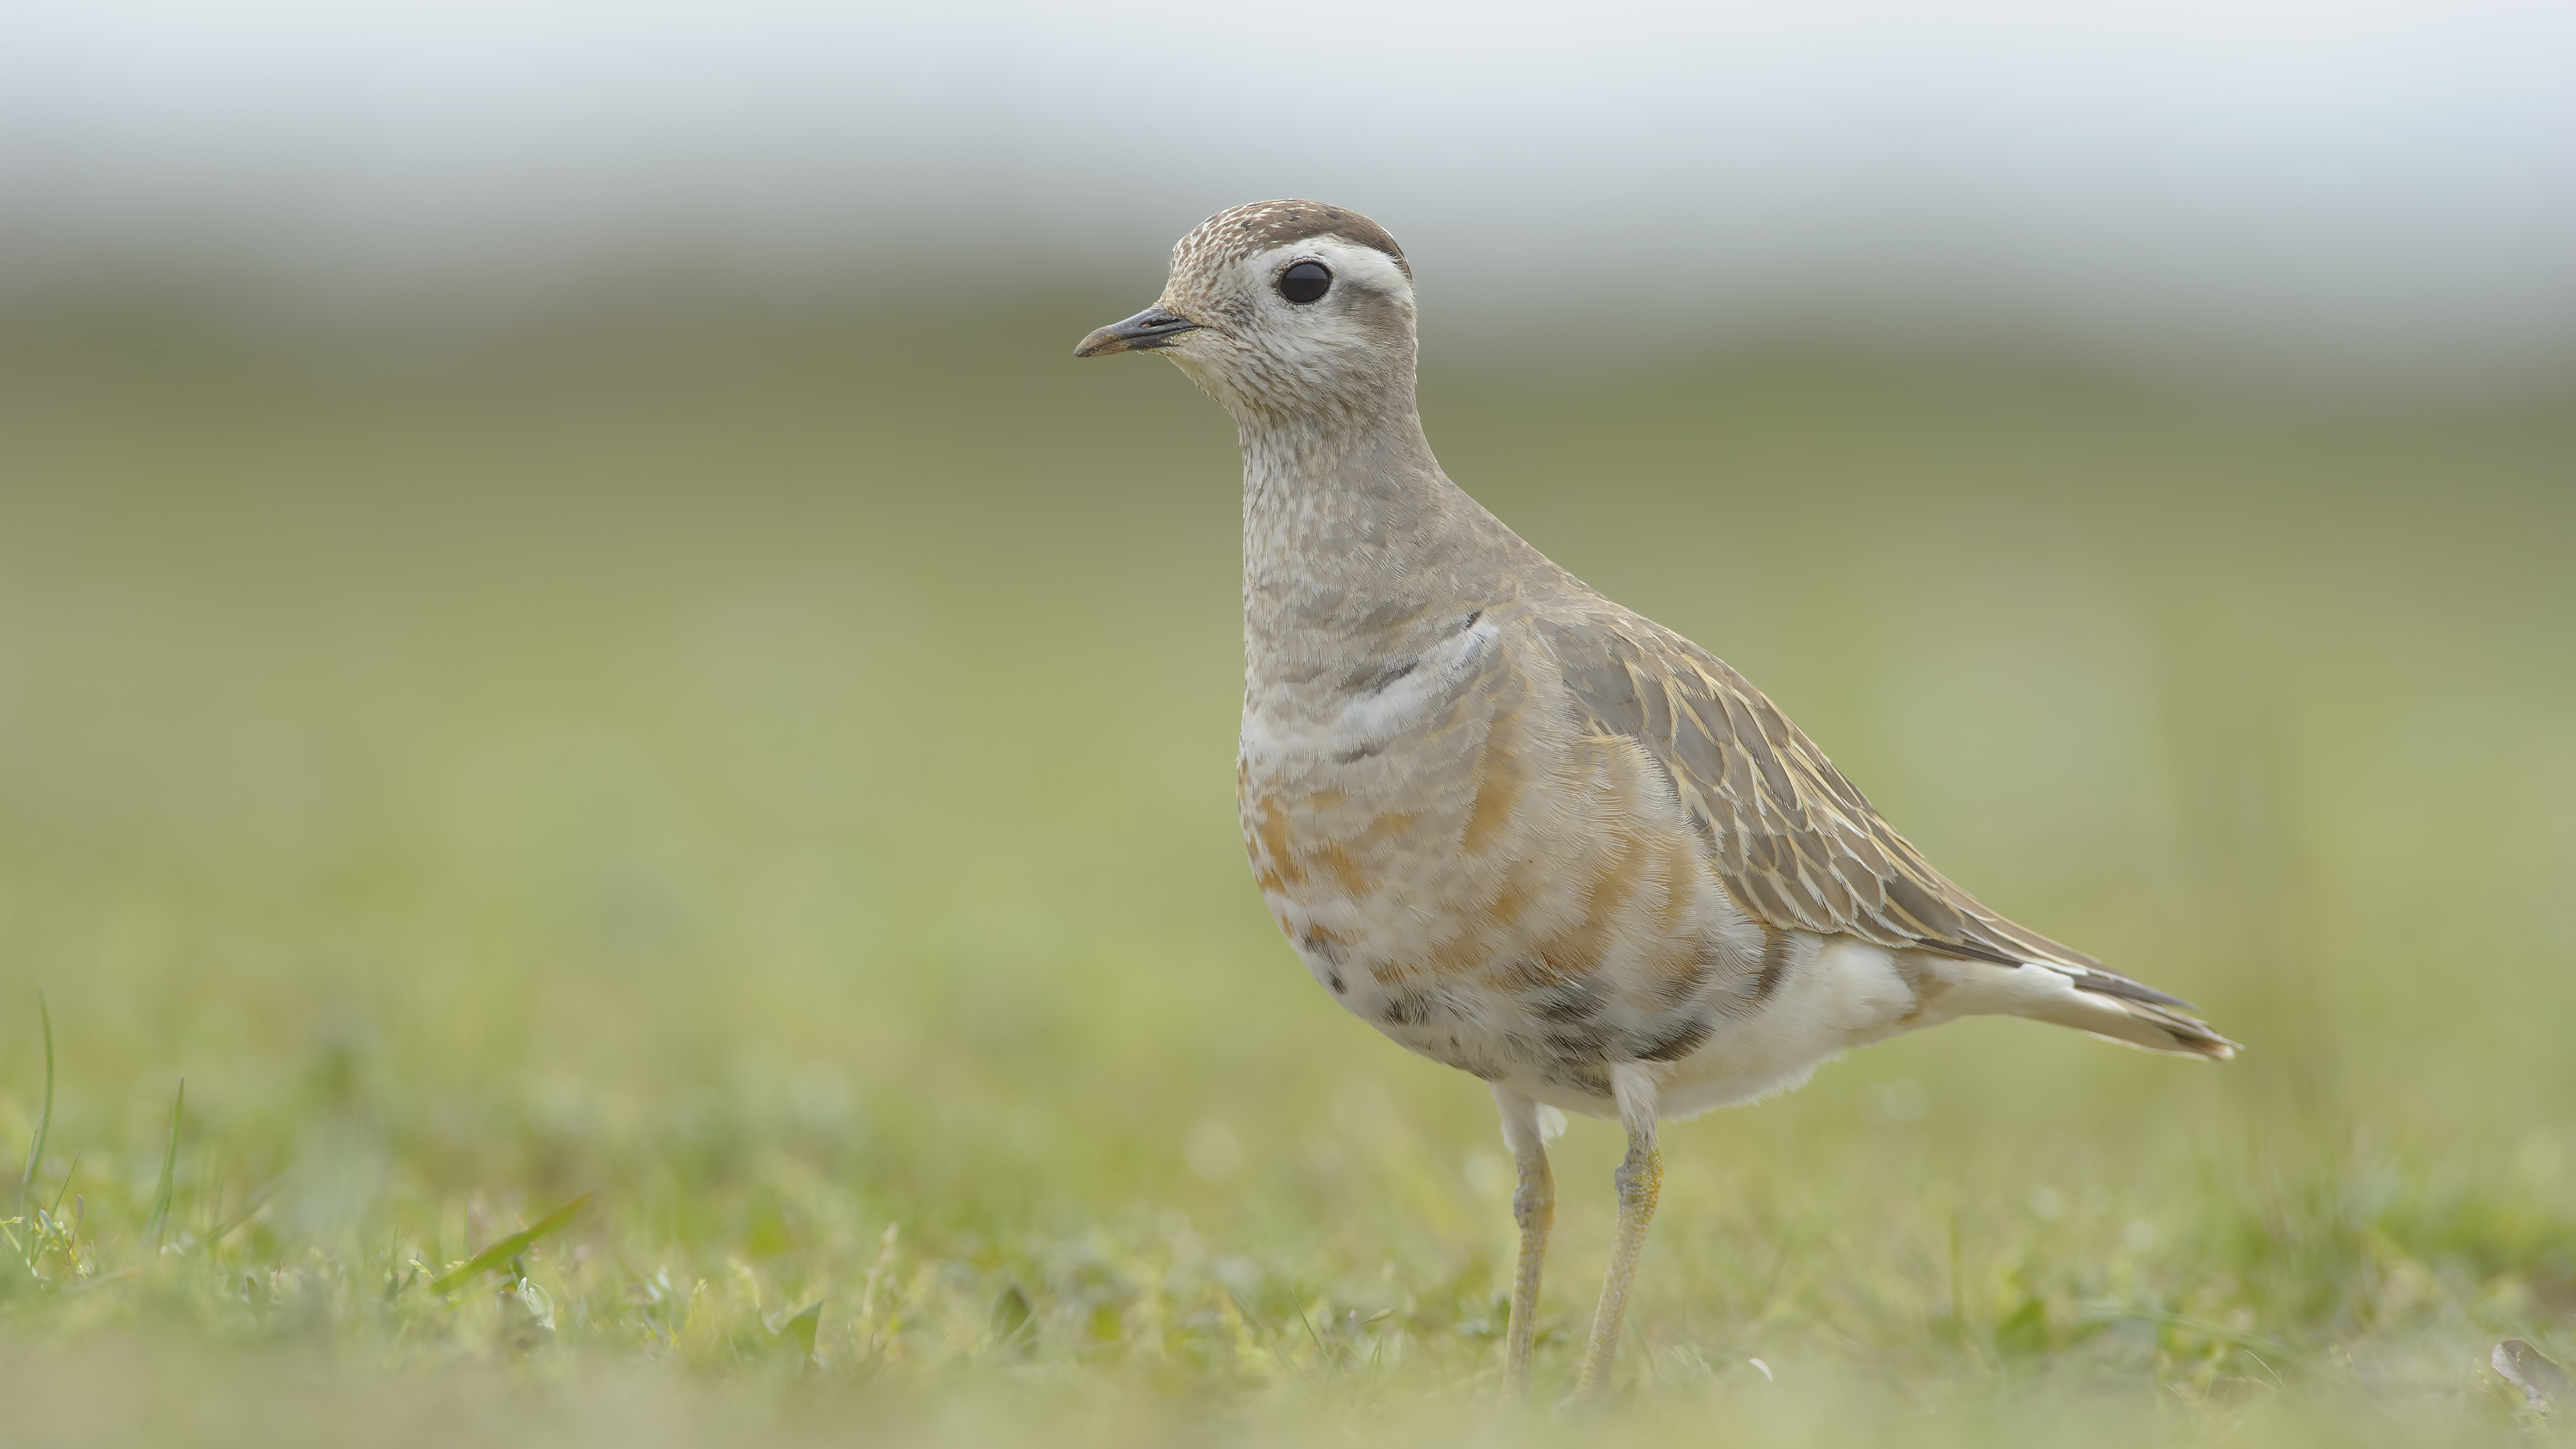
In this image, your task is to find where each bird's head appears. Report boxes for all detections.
[1075,200,1417,427]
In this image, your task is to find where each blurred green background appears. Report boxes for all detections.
[14,1,2576,1438]
[2,291,2571,1441]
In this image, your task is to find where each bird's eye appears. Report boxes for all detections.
[1277,261,1332,305]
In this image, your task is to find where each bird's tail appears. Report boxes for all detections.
[2014,983,2239,1059]
[1918,957,2238,1060]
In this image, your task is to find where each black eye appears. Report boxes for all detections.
[1277,261,1332,305]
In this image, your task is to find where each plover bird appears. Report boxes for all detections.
[1076,201,2235,1399]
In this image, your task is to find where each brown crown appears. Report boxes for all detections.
[1173,200,1410,280]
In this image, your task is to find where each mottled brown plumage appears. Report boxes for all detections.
[1078,200,2234,1402]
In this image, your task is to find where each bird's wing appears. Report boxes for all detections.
[1534,610,2198,1013]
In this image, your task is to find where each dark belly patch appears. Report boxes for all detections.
[1754,927,1796,1000]
[1635,1014,1716,1062]
[1379,988,1432,1027]
[1525,975,1609,1024]
[1299,930,1350,994]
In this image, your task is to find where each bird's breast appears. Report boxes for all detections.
[1238,621,1776,1103]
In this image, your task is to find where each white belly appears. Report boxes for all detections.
[1498,934,1926,1121]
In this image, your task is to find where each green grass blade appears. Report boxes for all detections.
[147,1078,184,1248]
[17,994,52,1214]
[208,1175,284,1247]
[781,1300,822,1362]
[427,1193,592,1295]
[2074,1301,2292,1357]
[46,1149,82,1220]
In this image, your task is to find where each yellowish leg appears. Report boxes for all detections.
[1575,1065,1662,1400]
[1492,1087,1555,1399]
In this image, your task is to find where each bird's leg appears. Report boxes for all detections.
[1575,1064,1662,1400]
[1491,1085,1555,1398]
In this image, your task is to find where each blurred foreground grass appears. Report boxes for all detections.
[1,302,2572,1443]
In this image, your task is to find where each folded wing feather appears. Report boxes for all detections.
[1534,609,2218,1029]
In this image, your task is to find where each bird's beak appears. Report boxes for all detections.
[1074,305,1200,358]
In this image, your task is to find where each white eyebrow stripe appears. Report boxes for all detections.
[1242,238,1413,297]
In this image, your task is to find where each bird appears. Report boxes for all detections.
[1075,200,2235,1401]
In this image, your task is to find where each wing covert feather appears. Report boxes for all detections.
[1534,612,2196,1011]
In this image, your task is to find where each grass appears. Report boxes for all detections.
[0,299,2572,1443]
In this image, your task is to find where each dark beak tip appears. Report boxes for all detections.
[1074,306,1197,359]
[1072,326,1125,359]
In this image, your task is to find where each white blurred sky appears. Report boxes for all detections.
[5,1,2573,388]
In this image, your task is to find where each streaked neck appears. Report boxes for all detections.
[1236,398,1521,683]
